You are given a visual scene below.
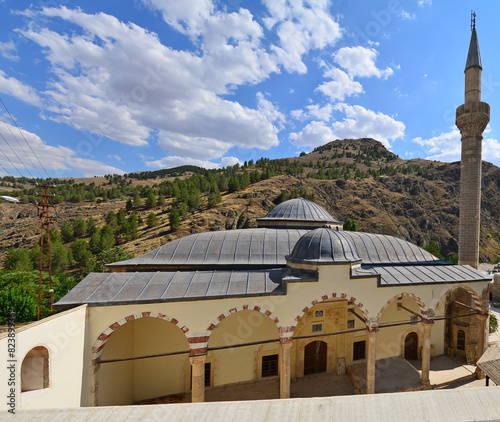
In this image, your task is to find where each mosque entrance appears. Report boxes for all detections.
[404,332,418,360]
[304,341,327,375]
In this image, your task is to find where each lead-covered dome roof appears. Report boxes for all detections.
[256,197,342,229]
[287,227,361,264]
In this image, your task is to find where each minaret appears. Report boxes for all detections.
[456,14,490,269]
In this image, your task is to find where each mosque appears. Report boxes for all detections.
[0,19,494,413]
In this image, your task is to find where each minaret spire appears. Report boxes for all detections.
[456,15,490,269]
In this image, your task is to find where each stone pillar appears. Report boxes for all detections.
[279,340,292,399]
[476,313,489,380]
[366,328,378,394]
[421,320,434,388]
[190,354,207,403]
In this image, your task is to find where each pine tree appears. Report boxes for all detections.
[169,209,181,232]
[147,212,158,228]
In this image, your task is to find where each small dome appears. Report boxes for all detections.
[257,197,342,229]
[287,228,361,264]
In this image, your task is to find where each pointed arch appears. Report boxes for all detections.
[91,312,191,406]
[377,292,429,321]
[433,284,482,312]
[195,305,281,355]
[92,311,190,364]
[290,292,371,335]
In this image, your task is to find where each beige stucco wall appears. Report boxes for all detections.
[0,305,87,412]
[98,316,189,406]
[4,263,487,409]
[80,264,488,406]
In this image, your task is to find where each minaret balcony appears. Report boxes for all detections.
[456,101,490,119]
[456,102,490,136]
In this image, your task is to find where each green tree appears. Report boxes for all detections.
[157,194,165,206]
[343,219,358,231]
[490,313,499,333]
[70,239,93,269]
[169,209,181,232]
[147,212,158,228]
[3,248,33,271]
[87,217,97,235]
[145,190,157,209]
[422,242,443,260]
[0,288,37,324]
[125,198,133,211]
[106,210,117,227]
[116,209,127,226]
[72,218,87,238]
[60,221,74,243]
[132,194,142,208]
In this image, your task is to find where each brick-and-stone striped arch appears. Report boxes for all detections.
[91,311,190,406]
[376,293,429,321]
[92,311,190,365]
[434,284,483,313]
[191,305,281,355]
[290,293,371,336]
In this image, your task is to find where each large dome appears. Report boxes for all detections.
[256,197,342,229]
[287,227,361,264]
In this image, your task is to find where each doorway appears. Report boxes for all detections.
[304,341,327,375]
[404,332,418,360]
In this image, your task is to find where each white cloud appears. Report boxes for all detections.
[0,121,125,177]
[257,92,286,130]
[263,0,341,73]
[331,104,405,147]
[316,67,363,101]
[220,156,244,167]
[291,103,333,122]
[17,6,282,164]
[290,121,334,147]
[333,46,393,79]
[400,11,416,20]
[0,41,19,61]
[412,129,461,161]
[412,129,500,166]
[145,154,242,170]
[418,0,432,6]
[0,70,42,106]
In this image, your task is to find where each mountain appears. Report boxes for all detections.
[0,138,499,265]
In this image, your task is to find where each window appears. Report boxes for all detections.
[315,310,324,317]
[21,346,49,392]
[262,354,278,377]
[190,362,211,387]
[347,320,355,329]
[312,323,323,332]
[204,363,211,387]
[457,330,466,351]
[353,341,366,361]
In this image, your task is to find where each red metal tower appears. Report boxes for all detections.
[35,184,55,320]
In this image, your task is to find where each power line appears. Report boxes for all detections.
[0,112,44,179]
[0,121,35,178]
[0,97,50,179]
[0,137,24,178]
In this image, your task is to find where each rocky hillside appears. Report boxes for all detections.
[1,138,499,264]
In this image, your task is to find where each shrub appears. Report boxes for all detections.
[490,313,498,333]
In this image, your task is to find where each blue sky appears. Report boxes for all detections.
[0,0,499,178]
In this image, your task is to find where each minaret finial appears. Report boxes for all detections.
[471,10,476,31]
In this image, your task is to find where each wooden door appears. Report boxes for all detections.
[304,341,327,375]
[404,332,418,360]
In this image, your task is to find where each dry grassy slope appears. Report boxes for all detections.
[1,138,499,263]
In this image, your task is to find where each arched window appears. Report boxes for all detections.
[21,346,49,392]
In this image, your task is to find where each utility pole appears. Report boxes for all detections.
[35,184,55,320]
